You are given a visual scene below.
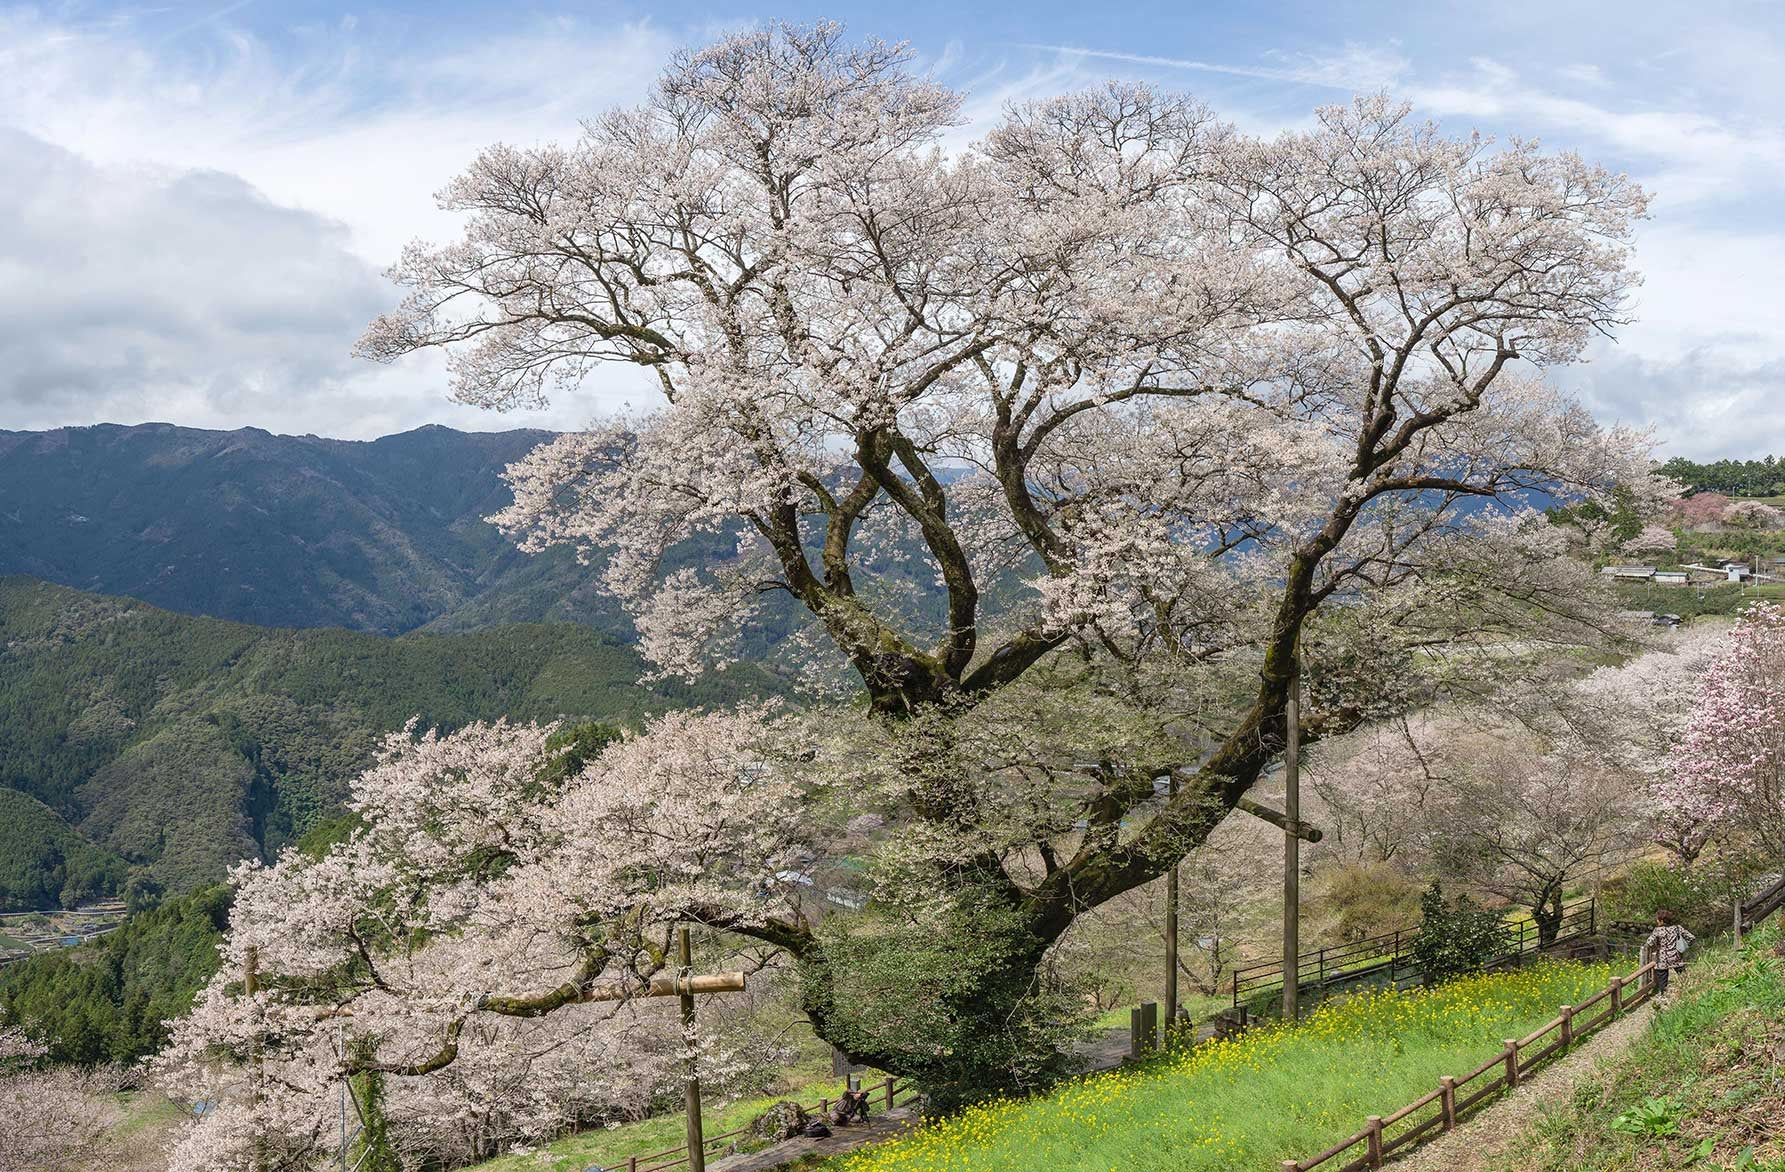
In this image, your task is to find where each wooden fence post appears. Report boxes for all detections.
[1559,1005,1574,1049]
[1131,1002,1157,1057]
[627,1158,638,1172]
[1503,1040,1519,1087]
[884,1076,895,1110]
[1281,1162,1300,1172]
[1439,1076,1457,1130]
[1366,1116,1384,1168]
[1609,976,1623,1017]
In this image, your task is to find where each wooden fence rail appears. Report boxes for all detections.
[1281,960,1657,1172]
[614,1075,915,1172]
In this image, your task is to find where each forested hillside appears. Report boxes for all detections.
[0,576,777,909]
[0,423,631,634]
[0,886,232,1064]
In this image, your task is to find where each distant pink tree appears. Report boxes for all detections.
[1664,604,1785,858]
[1621,524,1678,558]
[1672,492,1730,526]
[1721,500,1785,530]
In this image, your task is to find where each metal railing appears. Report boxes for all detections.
[1232,898,1598,1018]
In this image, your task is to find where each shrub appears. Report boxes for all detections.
[1408,881,1512,985]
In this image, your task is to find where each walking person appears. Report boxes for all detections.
[1644,909,1695,998]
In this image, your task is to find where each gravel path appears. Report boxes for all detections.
[1390,1001,1657,1172]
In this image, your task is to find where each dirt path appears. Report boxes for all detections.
[1390,1001,1657,1172]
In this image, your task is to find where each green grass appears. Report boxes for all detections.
[467,1073,889,1172]
[817,961,1619,1172]
[110,1091,190,1139]
[1494,925,1785,1171]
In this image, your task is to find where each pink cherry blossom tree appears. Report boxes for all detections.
[1721,500,1785,530]
[1664,603,1785,859]
[0,1026,121,1172]
[157,713,807,1171]
[1672,491,1731,527]
[187,17,1666,1122]
[1622,523,1678,558]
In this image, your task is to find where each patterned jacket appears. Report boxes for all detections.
[1645,924,1695,969]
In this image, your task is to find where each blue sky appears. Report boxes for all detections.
[2,1,1782,458]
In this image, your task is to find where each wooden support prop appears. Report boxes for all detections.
[584,971,747,1003]
[1366,1116,1384,1168]
[1439,1076,1457,1130]
[680,928,706,1172]
[1503,1040,1519,1087]
[1236,797,1324,843]
[1165,772,1180,1033]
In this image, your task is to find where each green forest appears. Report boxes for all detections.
[0,576,779,911]
[1659,454,1785,496]
[0,885,231,1063]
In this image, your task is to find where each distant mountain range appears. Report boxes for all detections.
[0,422,629,635]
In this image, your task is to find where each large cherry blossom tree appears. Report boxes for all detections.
[171,21,1666,1159]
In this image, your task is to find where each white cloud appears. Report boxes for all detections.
[0,8,1779,455]
[0,128,382,430]
[0,7,670,436]
[0,8,674,264]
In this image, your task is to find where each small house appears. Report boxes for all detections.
[1654,571,1689,586]
[1603,565,1657,581]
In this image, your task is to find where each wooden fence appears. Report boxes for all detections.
[1232,898,1597,1018]
[607,1075,917,1172]
[1741,873,1785,933]
[1281,958,1657,1172]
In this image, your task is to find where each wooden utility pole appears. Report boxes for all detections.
[680,927,706,1172]
[1282,649,1301,1020]
[1164,770,1180,1038]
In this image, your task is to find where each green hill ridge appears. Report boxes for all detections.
[0,575,777,909]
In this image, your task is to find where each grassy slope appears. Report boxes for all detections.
[815,961,1618,1172]
[1492,924,1785,1171]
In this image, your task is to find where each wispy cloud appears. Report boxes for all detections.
[1018,41,1408,91]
